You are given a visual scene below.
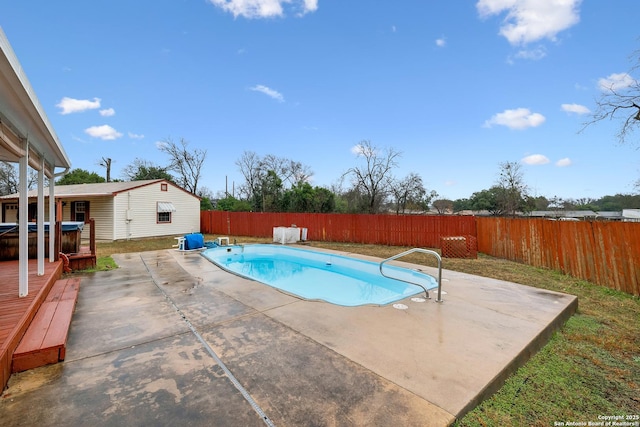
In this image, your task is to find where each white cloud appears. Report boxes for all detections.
[483,108,546,130]
[84,125,123,140]
[208,0,317,19]
[561,103,590,115]
[476,0,581,45]
[598,72,636,92]
[302,0,318,14]
[56,97,101,114]
[99,108,115,117]
[128,132,144,139]
[522,154,550,165]
[556,158,572,167]
[435,37,446,47]
[391,25,397,33]
[250,84,284,102]
[514,46,547,60]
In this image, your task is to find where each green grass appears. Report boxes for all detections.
[95,256,117,271]
[458,310,639,426]
[91,236,640,425]
[75,255,117,273]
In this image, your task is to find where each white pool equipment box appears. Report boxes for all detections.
[273,226,307,244]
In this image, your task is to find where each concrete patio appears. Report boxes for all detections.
[0,247,577,426]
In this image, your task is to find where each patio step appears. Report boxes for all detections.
[11,277,81,373]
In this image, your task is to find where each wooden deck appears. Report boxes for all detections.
[0,259,63,392]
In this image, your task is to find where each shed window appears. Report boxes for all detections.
[157,202,176,223]
[161,183,168,191]
[158,212,171,223]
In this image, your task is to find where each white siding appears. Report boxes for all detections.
[113,182,200,240]
[59,197,114,241]
[87,197,114,240]
[113,191,130,240]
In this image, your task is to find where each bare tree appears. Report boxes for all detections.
[0,162,19,196]
[158,137,207,194]
[122,158,173,181]
[345,140,401,214]
[433,199,453,214]
[235,151,264,200]
[584,48,640,145]
[0,161,37,195]
[389,172,431,214]
[260,154,289,182]
[496,161,529,216]
[260,154,313,187]
[286,160,313,187]
[235,151,313,202]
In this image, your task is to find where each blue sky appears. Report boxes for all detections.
[2,0,639,201]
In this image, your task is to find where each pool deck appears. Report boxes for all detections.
[0,247,577,426]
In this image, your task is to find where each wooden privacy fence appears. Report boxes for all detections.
[200,211,477,248]
[477,217,640,296]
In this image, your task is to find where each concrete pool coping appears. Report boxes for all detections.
[0,246,577,426]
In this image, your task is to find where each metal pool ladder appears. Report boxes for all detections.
[379,248,443,302]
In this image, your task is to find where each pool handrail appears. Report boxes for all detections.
[379,248,443,302]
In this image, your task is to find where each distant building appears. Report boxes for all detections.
[622,209,640,222]
[528,210,598,220]
[595,211,623,221]
[526,210,640,221]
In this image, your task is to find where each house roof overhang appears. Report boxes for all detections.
[0,179,203,201]
[0,27,71,177]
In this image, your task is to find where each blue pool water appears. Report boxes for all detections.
[201,244,438,306]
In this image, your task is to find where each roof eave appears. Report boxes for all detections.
[0,27,71,171]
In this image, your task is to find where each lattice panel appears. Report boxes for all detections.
[441,235,478,259]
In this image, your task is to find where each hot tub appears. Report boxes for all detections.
[0,222,84,260]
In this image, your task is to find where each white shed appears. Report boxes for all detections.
[0,179,201,241]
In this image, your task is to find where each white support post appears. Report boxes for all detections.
[18,143,29,297]
[49,173,55,262]
[37,158,45,276]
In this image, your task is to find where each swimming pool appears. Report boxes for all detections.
[201,244,438,306]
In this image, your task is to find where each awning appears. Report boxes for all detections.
[157,202,177,213]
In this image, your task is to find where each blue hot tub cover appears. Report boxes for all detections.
[184,233,204,250]
[0,222,84,233]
